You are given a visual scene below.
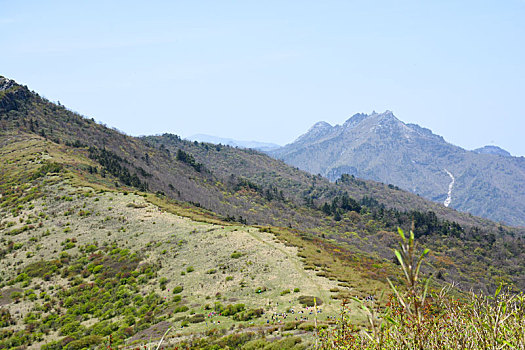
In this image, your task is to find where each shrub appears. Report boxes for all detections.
[232,308,264,321]
[92,265,103,274]
[41,340,62,350]
[231,251,243,259]
[15,273,30,283]
[174,305,189,313]
[298,322,315,332]
[63,335,103,350]
[189,314,205,323]
[62,241,75,250]
[31,162,63,180]
[159,277,168,290]
[214,302,224,313]
[59,321,84,336]
[222,304,245,316]
[298,295,322,307]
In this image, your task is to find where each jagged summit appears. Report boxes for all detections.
[355,111,406,131]
[291,110,443,148]
[374,110,401,124]
[296,111,401,144]
[374,110,395,118]
[343,111,397,128]
[343,112,369,129]
[340,110,402,130]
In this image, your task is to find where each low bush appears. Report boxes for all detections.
[230,251,243,259]
[232,308,264,321]
[222,303,245,316]
[189,314,205,323]
[298,295,322,307]
[174,305,189,313]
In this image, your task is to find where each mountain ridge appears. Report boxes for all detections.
[271,111,525,226]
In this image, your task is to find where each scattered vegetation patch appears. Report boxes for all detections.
[31,161,63,180]
[298,295,323,307]
[230,251,243,259]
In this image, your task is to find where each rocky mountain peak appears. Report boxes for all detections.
[294,121,333,143]
[371,110,402,124]
[343,113,369,129]
[383,110,399,121]
[310,121,332,130]
[343,110,399,128]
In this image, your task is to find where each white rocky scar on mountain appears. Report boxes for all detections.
[444,169,455,207]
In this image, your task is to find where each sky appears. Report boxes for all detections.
[1,0,524,155]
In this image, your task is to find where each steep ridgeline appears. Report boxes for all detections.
[1,75,525,297]
[270,111,525,226]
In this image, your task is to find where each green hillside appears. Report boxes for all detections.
[0,134,373,349]
[1,76,524,348]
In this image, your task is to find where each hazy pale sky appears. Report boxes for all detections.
[1,0,524,155]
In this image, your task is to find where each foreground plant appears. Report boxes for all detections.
[319,228,525,349]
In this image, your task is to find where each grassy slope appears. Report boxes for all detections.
[1,78,524,293]
[0,78,524,347]
[0,132,375,349]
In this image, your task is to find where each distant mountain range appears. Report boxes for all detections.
[270,111,525,226]
[187,134,281,152]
